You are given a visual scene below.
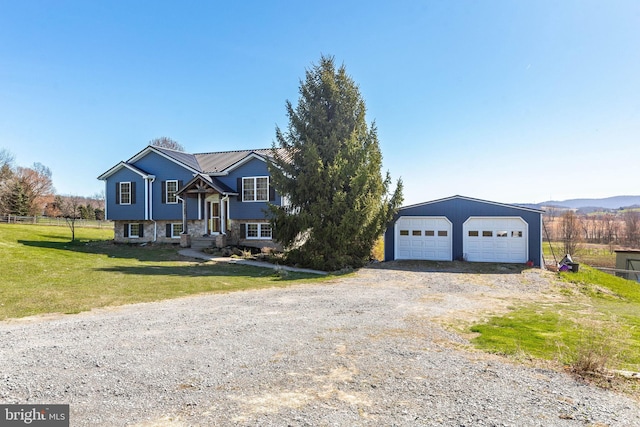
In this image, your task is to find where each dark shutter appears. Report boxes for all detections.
[139,224,144,237]
[237,178,242,202]
[123,223,129,237]
[178,180,183,191]
[115,182,120,204]
[131,182,136,204]
[240,223,246,239]
[166,224,172,237]
[269,183,275,201]
[161,181,166,203]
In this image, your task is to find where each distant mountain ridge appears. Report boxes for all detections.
[520,195,640,210]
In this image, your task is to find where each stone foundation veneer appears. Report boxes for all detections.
[112,219,280,250]
[113,220,205,244]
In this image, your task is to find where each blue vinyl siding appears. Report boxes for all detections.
[104,168,145,221]
[102,150,280,224]
[385,197,542,266]
[219,157,281,220]
[131,152,198,220]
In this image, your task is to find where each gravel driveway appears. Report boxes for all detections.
[1,262,639,426]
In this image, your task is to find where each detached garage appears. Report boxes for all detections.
[384,195,543,267]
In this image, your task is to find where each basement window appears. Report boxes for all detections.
[170,223,183,238]
[246,223,272,239]
[128,223,140,238]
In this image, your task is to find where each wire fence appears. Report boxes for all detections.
[593,267,640,283]
[0,215,112,229]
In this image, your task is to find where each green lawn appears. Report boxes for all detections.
[470,265,640,373]
[542,240,616,268]
[0,223,326,320]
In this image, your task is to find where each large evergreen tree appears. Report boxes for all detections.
[268,56,403,271]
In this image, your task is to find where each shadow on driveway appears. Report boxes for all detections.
[371,259,530,275]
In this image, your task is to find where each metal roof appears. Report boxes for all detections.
[194,148,286,174]
[97,161,154,180]
[399,195,545,214]
[176,174,238,196]
[100,145,291,180]
[153,146,202,172]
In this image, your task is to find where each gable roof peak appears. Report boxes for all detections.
[400,194,544,213]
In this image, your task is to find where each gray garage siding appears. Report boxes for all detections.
[384,195,543,267]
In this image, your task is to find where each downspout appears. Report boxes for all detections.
[149,176,157,242]
[540,213,544,269]
[103,181,108,220]
[177,196,187,235]
[221,195,229,235]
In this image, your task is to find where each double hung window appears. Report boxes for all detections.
[119,182,131,205]
[166,180,178,204]
[243,177,269,202]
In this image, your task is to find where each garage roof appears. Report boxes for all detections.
[399,195,544,214]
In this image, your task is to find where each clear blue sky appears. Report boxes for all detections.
[1,0,638,206]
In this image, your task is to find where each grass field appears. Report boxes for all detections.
[0,223,326,320]
[542,241,617,268]
[470,265,640,375]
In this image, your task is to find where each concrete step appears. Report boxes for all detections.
[190,237,216,250]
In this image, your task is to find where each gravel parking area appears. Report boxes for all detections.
[1,262,639,426]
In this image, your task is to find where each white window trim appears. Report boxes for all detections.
[246,222,272,240]
[120,182,132,205]
[128,223,140,238]
[166,180,178,204]
[170,223,182,238]
[242,176,269,202]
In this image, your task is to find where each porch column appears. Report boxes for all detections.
[203,197,209,235]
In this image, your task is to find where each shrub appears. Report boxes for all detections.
[565,319,629,378]
[371,236,384,261]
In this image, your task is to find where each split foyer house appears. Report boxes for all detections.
[97,145,285,249]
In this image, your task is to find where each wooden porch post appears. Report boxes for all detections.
[204,197,209,235]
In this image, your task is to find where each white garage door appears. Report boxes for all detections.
[463,217,528,263]
[395,216,452,261]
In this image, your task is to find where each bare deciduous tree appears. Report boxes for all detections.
[623,210,640,248]
[0,148,14,181]
[60,195,82,241]
[603,213,620,252]
[13,163,55,216]
[560,210,582,256]
[150,137,184,152]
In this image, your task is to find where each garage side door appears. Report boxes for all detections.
[395,216,452,261]
[463,217,528,263]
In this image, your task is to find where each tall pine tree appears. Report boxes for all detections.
[268,56,403,271]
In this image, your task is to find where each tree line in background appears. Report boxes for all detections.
[545,208,640,255]
[0,148,104,223]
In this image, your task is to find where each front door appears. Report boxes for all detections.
[210,201,220,233]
